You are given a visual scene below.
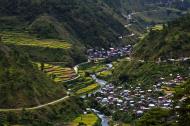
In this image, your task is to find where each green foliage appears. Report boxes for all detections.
[1,32,72,49]
[0,96,85,125]
[96,70,112,81]
[136,108,176,126]
[79,63,107,74]
[70,113,100,126]
[112,61,189,88]
[173,80,190,126]
[112,111,133,124]
[134,15,190,60]
[0,44,66,108]
[0,0,127,48]
[0,31,86,64]
[103,0,188,35]
[36,63,78,83]
[29,16,60,39]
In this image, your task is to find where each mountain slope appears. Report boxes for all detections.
[103,0,189,35]
[103,0,190,12]
[134,14,190,60]
[0,0,128,48]
[0,43,66,109]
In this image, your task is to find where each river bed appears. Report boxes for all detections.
[91,64,113,126]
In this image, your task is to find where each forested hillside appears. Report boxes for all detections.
[1,1,190,125]
[104,0,190,12]
[0,43,66,108]
[134,15,190,60]
[0,0,129,48]
[103,0,189,34]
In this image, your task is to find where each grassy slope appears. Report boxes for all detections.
[0,44,66,109]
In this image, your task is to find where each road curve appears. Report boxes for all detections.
[0,96,69,112]
[0,61,91,112]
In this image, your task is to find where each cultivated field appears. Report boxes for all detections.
[38,63,77,83]
[69,113,99,126]
[76,83,99,94]
[1,32,71,49]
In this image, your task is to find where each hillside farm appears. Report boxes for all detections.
[38,63,78,83]
[1,32,71,49]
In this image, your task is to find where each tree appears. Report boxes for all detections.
[41,62,44,71]
[136,108,175,126]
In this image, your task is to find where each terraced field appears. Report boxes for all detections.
[66,71,99,95]
[38,63,78,83]
[76,83,99,94]
[1,32,71,49]
[151,24,163,31]
[79,62,107,74]
[36,62,99,95]
[69,113,100,126]
[97,70,112,81]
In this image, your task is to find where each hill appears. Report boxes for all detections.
[0,31,86,65]
[103,0,190,12]
[0,96,85,125]
[112,15,190,85]
[0,43,66,109]
[134,14,190,60]
[0,0,128,48]
[103,0,189,35]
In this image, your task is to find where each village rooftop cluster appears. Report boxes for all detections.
[91,74,186,117]
[87,45,132,61]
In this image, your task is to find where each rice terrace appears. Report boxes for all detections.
[1,32,72,49]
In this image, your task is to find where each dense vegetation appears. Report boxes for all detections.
[0,31,86,65]
[112,60,189,88]
[1,1,190,125]
[0,96,85,126]
[111,14,190,126]
[103,0,189,35]
[0,0,128,48]
[103,0,190,12]
[134,15,190,60]
[0,43,66,108]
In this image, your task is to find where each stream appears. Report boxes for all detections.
[90,63,113,126]
[78,63,112,126]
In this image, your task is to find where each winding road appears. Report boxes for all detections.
[0,96,69,112]
[0,61,90,112]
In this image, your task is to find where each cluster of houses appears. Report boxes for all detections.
[87,45,132,61]
[92,74,187,117]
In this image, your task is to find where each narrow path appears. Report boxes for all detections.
[0,61,90,112]
[0,96,69,112]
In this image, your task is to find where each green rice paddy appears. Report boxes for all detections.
[70,113,99,126]
[37,63,77,83]
[151,24,163,31]
[1,32,71,49]
[76,83,99,94]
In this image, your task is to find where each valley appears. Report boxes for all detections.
[0,0,190,126]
